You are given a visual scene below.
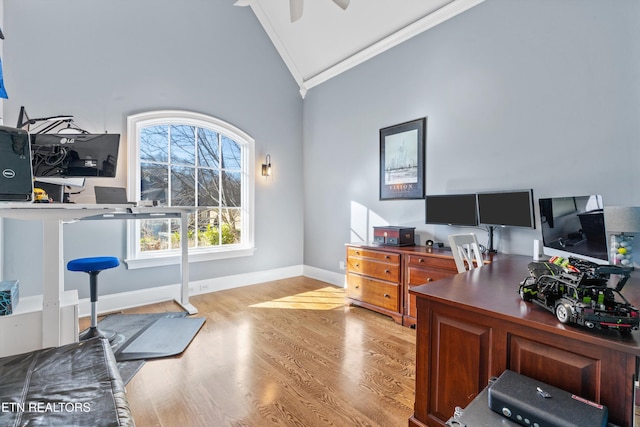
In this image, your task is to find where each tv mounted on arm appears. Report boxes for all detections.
[19,107,121,202]
[424,193,479,248]
[425,190,535,253]
[425,193,478,227]
[30,133,120,179]
[19,106,121,180]
[477,189,536,253]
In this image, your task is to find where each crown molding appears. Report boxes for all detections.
[302,0,485,95]
[242,0,485,98]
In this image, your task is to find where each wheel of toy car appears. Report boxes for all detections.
[555,301,573,324]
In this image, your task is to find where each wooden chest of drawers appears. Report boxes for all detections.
[346,244,460,326]
[346,247,402,323]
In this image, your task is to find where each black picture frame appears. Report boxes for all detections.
[379,117,426,200]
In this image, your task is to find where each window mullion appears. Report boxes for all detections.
[218,133,223,246]
[167,125,172,207]
[194,127,200,249]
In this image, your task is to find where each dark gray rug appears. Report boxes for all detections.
[95,312,188,384]
[114,316,205,362]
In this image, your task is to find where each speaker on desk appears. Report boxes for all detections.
[533,239,544,261]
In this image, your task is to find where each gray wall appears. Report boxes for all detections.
[302,0,640,272]
[2,0,304,297]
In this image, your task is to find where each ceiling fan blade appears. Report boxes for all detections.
[331,0,350,10]
[290,0,303,22]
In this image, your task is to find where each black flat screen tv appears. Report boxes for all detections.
[30,133,120,178]
[425,193,478,226]
[477,189,535,228]
[538,194,608,264]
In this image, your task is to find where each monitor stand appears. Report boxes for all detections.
[487,226,497,254]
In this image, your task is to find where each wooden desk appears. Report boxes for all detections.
[409,254,640,427]
[0,204,196,352]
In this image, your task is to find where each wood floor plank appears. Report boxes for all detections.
[103,277,417,427]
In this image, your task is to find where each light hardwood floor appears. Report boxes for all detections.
[85,277,417,427]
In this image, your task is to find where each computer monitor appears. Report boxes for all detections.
[30,133,120,178]
[477,189,535,229]
[425,193,478,226]
[539,195,608,265]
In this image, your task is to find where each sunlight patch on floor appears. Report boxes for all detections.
[249,286,346,310]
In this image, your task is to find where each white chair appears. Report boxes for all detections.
[448,233,484,273]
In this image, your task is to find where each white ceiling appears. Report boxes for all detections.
[236,0,485,97]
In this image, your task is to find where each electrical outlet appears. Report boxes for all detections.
[339,261,346,270]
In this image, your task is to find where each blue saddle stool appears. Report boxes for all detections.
[67,256,120,341]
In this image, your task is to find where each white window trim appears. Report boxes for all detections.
[125,110,255,269]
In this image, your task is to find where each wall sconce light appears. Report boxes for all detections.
[261,154,272,177]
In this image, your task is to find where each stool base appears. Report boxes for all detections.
[80,326,117,343]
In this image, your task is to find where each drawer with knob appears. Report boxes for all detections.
[347,257,400,283]
[406,265,456,286]
[347,247,400,264]
[406,254,456,271]
[404,262,457,325]
[346,273,399,312]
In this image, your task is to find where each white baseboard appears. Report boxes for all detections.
[81,283,180,318]
[81,264,343,318]
[302,265,346,288]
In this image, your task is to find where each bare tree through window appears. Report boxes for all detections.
[138,123,243,252]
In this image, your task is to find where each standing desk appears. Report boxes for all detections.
[0,204,196,351]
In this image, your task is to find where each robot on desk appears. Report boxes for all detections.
[519,256,639,334]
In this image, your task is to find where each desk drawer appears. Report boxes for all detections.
[405,264,457,322]
[406,254,456,271]
[406,266,456,286]
[347,258,400,283]
[347,273,399,312]
[347,247,400,264]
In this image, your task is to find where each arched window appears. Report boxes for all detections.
[126,110,255,268]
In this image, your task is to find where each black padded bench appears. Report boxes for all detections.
[0,337,135,426]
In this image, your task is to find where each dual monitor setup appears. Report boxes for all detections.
[425,190,610,265]
[0,111,120,203]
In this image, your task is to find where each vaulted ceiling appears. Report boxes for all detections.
[235,0,485,97]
